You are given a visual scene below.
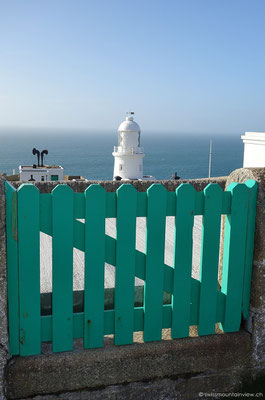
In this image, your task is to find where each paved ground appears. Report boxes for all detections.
[40,216,206,293]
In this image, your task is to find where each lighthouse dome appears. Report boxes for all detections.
[118,115,141,132]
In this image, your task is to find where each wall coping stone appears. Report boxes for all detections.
[10,176,227,193]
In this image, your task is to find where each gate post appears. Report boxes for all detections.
[224,168,265,379]
[0,174,8,400]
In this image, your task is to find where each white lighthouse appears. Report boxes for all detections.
[113,112,145,180]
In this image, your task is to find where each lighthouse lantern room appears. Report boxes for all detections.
[113,112,145,180]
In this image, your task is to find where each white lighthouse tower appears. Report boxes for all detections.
[113,112,145,180]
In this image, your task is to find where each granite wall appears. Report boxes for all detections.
[225,168,265,372]
[0,175,8,400]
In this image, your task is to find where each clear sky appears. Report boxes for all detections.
[1,0,265,134]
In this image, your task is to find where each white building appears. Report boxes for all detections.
[113,113,145,180]
[19,148,64,182]
[19,165,64,182]
[241,132,265,167]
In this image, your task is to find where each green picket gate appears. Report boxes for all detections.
[5,180,257,356]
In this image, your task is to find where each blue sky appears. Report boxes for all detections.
[0,0,265,134]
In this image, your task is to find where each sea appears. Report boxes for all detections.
[0,130,243,180]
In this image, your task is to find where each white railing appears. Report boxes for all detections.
[113,146,144,154]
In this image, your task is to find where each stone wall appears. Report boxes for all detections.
[225,168,265,372]
[1,172,265,399]
[0,175,8,400]
[6,332,252,400]
[11,176,227,193]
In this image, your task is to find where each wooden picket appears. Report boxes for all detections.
[221,183,249,332]
[172,184,196,339]
[5,180,258,356]
[144,184,167,342]
[17,184,41,356]
[115,184,137,345]
[5,181,19,355]
[84,185,106,348]
[198,184,222,336]
[52,185,74,352]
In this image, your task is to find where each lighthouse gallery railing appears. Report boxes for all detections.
[5,180,257,356]
[113,146,144,154]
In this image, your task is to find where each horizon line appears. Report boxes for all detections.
[0,125,246,136]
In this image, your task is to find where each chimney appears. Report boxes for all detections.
[40,150,48,167]
[32,148,40,167]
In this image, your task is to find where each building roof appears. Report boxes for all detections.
[20,165,63,170]
[118,116,141,133]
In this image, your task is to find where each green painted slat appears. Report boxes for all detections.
[136,192,147,216]
[190,276,200,325]
[221,183,249,332]
[73,192,116,219]
[144,184,167,342]
[106,192,116,217]
[74,193,85,219]
[166,191,176,216]
[52,185,74,352]
[5,182,19,355]
[40,194,52,234]
[84,185,106,348]
[198,184,223,335]
[135,247,145,281]
[163,265,173,294]
[115,185,137,345]
[74,219,85,250]
[195,191,204,214]
[222,191,231,214]
[172,184,196,339]
[41,315,52,341]
[242,180,258,319]
[105,232,115,266]
[17,184,41,355]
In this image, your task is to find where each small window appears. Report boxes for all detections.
[51,175,59,181]
[41,176,45,182]
[119,165,123,171]
[139,165,142,171]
